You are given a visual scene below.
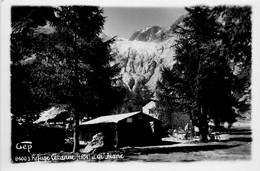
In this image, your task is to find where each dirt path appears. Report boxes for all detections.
[121,124,252,162]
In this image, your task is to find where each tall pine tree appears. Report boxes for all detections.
[11,6,121,152]
[156,6,251,141]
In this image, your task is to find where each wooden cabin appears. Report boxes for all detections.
[34,106,70,126]
[79,111,162,148]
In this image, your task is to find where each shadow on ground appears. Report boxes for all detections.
[229,128,252,135]
[228,128,252,142]
[229,137,252,142]
[121,144,241,155]
[157,141,179,145]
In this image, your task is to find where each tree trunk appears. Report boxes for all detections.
[199,105,208,142]
[189,107,195,138]
[72,22,80,152]
[72,76,80,152]
[73,110,80,152]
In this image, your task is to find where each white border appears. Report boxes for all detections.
[1,0,260,171]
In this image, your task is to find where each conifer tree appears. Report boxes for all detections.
[11,6,121,152]
[156,6,251,141]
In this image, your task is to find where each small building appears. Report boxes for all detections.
[34,106,70,125]
[142,100,158,119]
[79,111,162,148]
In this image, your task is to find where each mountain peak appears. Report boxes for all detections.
[129,25,163,42]
[128,15,186,43]
[139,25,161,33]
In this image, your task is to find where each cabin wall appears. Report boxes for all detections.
[117,114,162,147]
[79,113,162,148]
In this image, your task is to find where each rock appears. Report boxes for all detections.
[122,73,135,90]
[112,37,176,92]
[83,132,104,153]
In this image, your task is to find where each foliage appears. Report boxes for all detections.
[112,80,153,114]
[11,7,57,117]
[155,6,251,141]
[11,6,123,152]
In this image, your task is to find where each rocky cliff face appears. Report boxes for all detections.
[112,37,176,92]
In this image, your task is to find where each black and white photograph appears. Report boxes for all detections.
[1,0,260,170]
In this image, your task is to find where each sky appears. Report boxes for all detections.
[102,7,187,39]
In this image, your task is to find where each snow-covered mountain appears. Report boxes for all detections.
[128,15,185,43]
[99,15,190,93]
[108,15,186,92]
[129,26,163,42]
[112,37,177,92]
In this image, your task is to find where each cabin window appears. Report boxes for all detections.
[126,117,133,123]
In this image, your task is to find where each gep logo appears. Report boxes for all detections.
[16,141,32,153]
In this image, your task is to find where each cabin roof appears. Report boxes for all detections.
[80,111,158,126]
[34,106,67,124]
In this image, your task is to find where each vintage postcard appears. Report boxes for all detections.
[1,0,260,171]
